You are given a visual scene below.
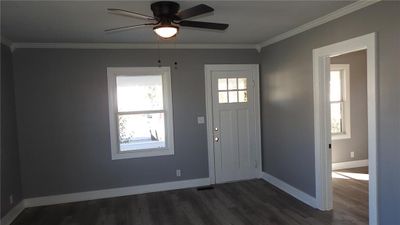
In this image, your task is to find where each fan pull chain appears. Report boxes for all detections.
[157,37,162,67]
[173,35,178,70]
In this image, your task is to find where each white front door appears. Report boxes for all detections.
[206,64,261,184]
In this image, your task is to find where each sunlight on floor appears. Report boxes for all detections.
[332,172,349,179]
[332,172,369,181]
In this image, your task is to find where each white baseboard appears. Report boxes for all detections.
[24,178,210,207]
[0,201,25,225]
[1,177,209,225]
[261,172,317,208]
[332,159,368,170]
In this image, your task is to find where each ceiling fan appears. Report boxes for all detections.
[105,1,229,39]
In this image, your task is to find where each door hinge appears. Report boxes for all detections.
[329,144,332,149]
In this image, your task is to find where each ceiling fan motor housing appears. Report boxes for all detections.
[151,1,180,22]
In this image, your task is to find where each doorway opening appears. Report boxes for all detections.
[313,33,377,225]
[330,50,369,225]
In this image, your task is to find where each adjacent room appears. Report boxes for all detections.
[1,1,399,225]
[330,50,369,224]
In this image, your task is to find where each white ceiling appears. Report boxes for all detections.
[1,1,354,44]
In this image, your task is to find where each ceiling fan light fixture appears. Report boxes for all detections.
[153,24,179,39]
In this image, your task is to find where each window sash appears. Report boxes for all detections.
[330,69,344,134]
[330,69,345,102]
[331,101,345,134]
[116,75,164,113]
[338,70,345,101]
[117,109,165,115]
[116,111,168,153]
[330,64,350,140]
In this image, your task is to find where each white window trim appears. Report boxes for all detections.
[107,67,174,160]
[330,64,351,140]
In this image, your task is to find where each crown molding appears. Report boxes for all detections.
[12,42,258,51]
[257,0,381,50]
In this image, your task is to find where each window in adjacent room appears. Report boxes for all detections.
[330,64,351,140]
[107,67,174,159]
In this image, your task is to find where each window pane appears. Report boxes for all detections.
[238,78,247,90]
[219,91,228,103]
[238,91,248,102]
[228,91,238,103]
[119,113,165,151]
[330,71,342,102]
[228,78,237,90]
[218,78,227,91]
[331,102,343,134]
[117,75,163,112]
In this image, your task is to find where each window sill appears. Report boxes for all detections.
[332,133,351,140]
[111,148,174,160]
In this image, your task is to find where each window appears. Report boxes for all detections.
[107,67,174,159]
[330,64,351,140]
[218,77,248,103]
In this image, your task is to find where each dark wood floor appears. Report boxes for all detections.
[332,167,369,225]
[12,167,368,225]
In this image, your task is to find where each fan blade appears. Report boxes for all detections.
[108,8,155,20]
[105,23,154,33]
[179,21,229,30]
[176,4,214,20]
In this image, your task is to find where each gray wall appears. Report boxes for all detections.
[1,44,23,217]
[260,2,400,224]
[12,48,259,198]
[331,50,368,163]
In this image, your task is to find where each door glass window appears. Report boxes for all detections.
[238,78,247,89]
[218,78,227,91]
[228,91,238,103]
[218,91,228,103]
[228,78,237,90]
[218,77,248,103]
[238,91,248,102]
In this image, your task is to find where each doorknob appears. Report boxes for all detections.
[214,137,219,142]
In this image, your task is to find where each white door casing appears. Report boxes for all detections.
[205,64,262,184]
[313,33,377,225]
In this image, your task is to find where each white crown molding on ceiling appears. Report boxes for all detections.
[6,0,380,52]
[11,42,258,51]
[256,0,381,50]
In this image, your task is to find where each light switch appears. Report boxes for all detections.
[197,116,205,124]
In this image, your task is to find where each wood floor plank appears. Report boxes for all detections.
[11,167,368,225]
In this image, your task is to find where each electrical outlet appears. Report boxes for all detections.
[176,169,181,177]
[350,152,355,158]
[9,195,14,205]
[197,116,205,124]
